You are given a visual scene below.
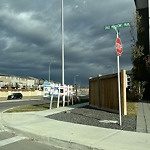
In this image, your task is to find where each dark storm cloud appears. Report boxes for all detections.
[0,0,136,86]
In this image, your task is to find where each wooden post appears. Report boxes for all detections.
[121,70,127,115]
[89,77,92,105]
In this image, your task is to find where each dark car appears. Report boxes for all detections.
[7,93,23,100]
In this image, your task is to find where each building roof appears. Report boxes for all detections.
[28,77,39,80]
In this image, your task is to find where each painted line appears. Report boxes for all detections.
[0,136,26,147]
[0,98,41,103]
[0,130,5,133]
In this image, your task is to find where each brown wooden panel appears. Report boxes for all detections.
[89,70,127,115]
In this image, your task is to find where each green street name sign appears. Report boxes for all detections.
[104,22,131,30]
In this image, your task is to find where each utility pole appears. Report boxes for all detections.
[49,62,51,82]
[62,0,64,86]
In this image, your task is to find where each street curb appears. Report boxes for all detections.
[1,103,94,150]
[3,125,98,150]
[0,98,41,103]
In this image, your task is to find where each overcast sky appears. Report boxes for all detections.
[0,0,136,86]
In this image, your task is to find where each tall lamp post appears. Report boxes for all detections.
[74,75,79,89]
[62,0,64,86]
[106,65,114,74]
[49,62,51,82]
[74,75,79,98]
[49,60,55,82]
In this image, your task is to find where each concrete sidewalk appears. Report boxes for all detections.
[136,100,150,133]
[1,102,150,150]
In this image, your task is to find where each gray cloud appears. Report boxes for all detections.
[0,0,136,86]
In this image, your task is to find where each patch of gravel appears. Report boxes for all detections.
[46,105,137,132]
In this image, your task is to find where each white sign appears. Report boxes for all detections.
[43,86,51,98]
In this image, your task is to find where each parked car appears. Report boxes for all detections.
[7,93,23,100]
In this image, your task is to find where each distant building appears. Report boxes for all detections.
[0,74,10,89]
[28,77,39,89]
[0,74,39,90]
[0,73,62,90]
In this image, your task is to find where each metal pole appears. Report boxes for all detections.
[62,0,64,86]
[107,65,114,74]
[74,76,75,89]
[50,92,53,110]
[57,84,60,108]
[117,55,122,126]
[49,63,51,82]
[74,75,78,89]
[117,31,122,126]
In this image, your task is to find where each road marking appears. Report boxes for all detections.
[99,120,118,124]
[0,136,26,147]
[0,130,5,133]
[0,98,41,103]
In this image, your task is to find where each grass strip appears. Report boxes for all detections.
[5,98,89,113]
[4,98,138,117]
[126,101,138,117]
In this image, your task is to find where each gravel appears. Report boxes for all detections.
[46,105,137,132]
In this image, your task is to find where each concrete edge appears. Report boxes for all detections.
[1,102,97,150]
[3,125,100,150]
[0,98,42,103]
[1,102,89,116]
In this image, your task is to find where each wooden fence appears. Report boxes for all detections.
[89,70,127,115]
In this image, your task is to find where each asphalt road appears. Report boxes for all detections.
[0,97,50,113]
[0,97,62,150]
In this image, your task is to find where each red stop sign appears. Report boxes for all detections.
[116,38,123,56]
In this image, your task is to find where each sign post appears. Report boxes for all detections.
[104,22,130,126]
[116,30,122,126]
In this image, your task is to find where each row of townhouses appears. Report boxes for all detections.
[0,73,47,90]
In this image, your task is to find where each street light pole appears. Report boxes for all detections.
[49,62,51,82]
[74,75,79,98]
[107,65,114,74]
[49,60,55,83]
[74,75,79,89]
[62,0,64,86]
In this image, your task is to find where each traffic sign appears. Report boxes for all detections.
[116,38,123,56]
[44,82,51,86]
[104,22,129,126]
[104,22,131,30]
